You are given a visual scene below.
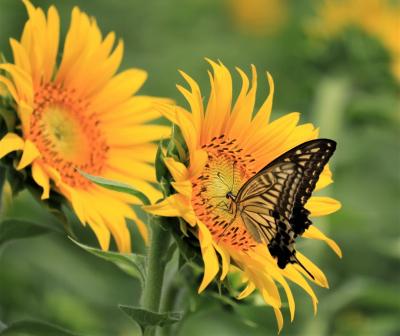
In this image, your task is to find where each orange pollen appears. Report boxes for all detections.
[191,135,258,251]
[29,82,109,188]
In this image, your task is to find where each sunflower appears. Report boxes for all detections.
[144,60,342,330]
[0,0,170,252]
[229,0,288,36]
[311,0,400,81]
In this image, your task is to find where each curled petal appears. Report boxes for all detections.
[237,280,256,300]
[0,133,24,158]
[197,220,219,293]
[213,243,230,280]
[17,140,40,169]
[31,162,50,199]
[303,226,342,258]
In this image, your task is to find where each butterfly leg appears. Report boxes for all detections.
[214,200,229,211]
[216,202,238,242]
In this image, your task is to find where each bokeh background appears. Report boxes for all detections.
[0,0,399,335]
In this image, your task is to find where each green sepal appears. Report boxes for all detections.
[0,320,81,336]
[166,124,188,163]
[78,170,150,205]
[70,238,147,287]
[0,107,16,132]
[0,218,56,246]
[155,140,168,183]
[119,305,182,329]
[178,218,189,237]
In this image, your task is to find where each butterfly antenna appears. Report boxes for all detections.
[216,172,231,189]
[231,160,236,192]
[208,194,227,200]
[293,254,315,280]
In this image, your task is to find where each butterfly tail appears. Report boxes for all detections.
[292,254,315,280]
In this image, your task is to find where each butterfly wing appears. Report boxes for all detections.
[235,139,336,269]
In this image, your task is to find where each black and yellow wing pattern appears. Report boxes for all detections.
[235,139,337,275]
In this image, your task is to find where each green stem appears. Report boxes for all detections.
[0,165,6,215]
[141,216,171,336]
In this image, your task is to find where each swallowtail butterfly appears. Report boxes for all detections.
[224,139,337,278]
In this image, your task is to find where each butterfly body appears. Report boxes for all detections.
[222,139,337,277]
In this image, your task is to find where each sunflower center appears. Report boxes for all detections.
[29,83,109,188]
[191,135,258,251]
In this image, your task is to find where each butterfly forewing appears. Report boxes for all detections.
[234,139,336,270]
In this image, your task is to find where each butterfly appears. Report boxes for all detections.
[222,139,337,278]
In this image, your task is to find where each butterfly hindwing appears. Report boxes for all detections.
[235,139,336,270]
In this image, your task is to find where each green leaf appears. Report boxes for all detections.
[119,305,182,328]
[0,320,80,336]
[78,170,151,205]
[70,239,147,286]
[0,218,53,246]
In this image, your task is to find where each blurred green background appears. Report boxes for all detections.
[0,0,399,335]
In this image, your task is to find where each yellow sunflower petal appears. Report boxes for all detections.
[189,149,208,179]
[86,189,132,253]
[265,265,296,321]
[106,159,156,183]
[282,266,318,313]
[296,252,329,289]
[0,64,33,104]
[176,106,198,153]
[177,70,204,133]
[274,308,284,334]
[213,243,230,280]
[155,102,179,125]
[0,75,18,101]
[226,66,252,137]
[106,125,171,146]
[143,194,196,226]
[90,68,148,113]
[284,123,318,150]
[84,205,111,251]
[315,165,333,191]
[171,181,192,198]
[203,59,232,139]
[237,280,256,299]
[253,71,274,126]
[303,226,342,258]
[127,210,149,246]
[258,274,282,308]
[0,133,24,158]
[164,157,189,181]
[197,220,220,293]
[249,112,300,165]
[10,38,32,76]
[17,140,40,170]
[31,162,50,199]
[44,5,60,82]
[306,196,342,216]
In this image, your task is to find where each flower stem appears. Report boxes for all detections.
[0,166,6,215]
[141,216,170,336]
